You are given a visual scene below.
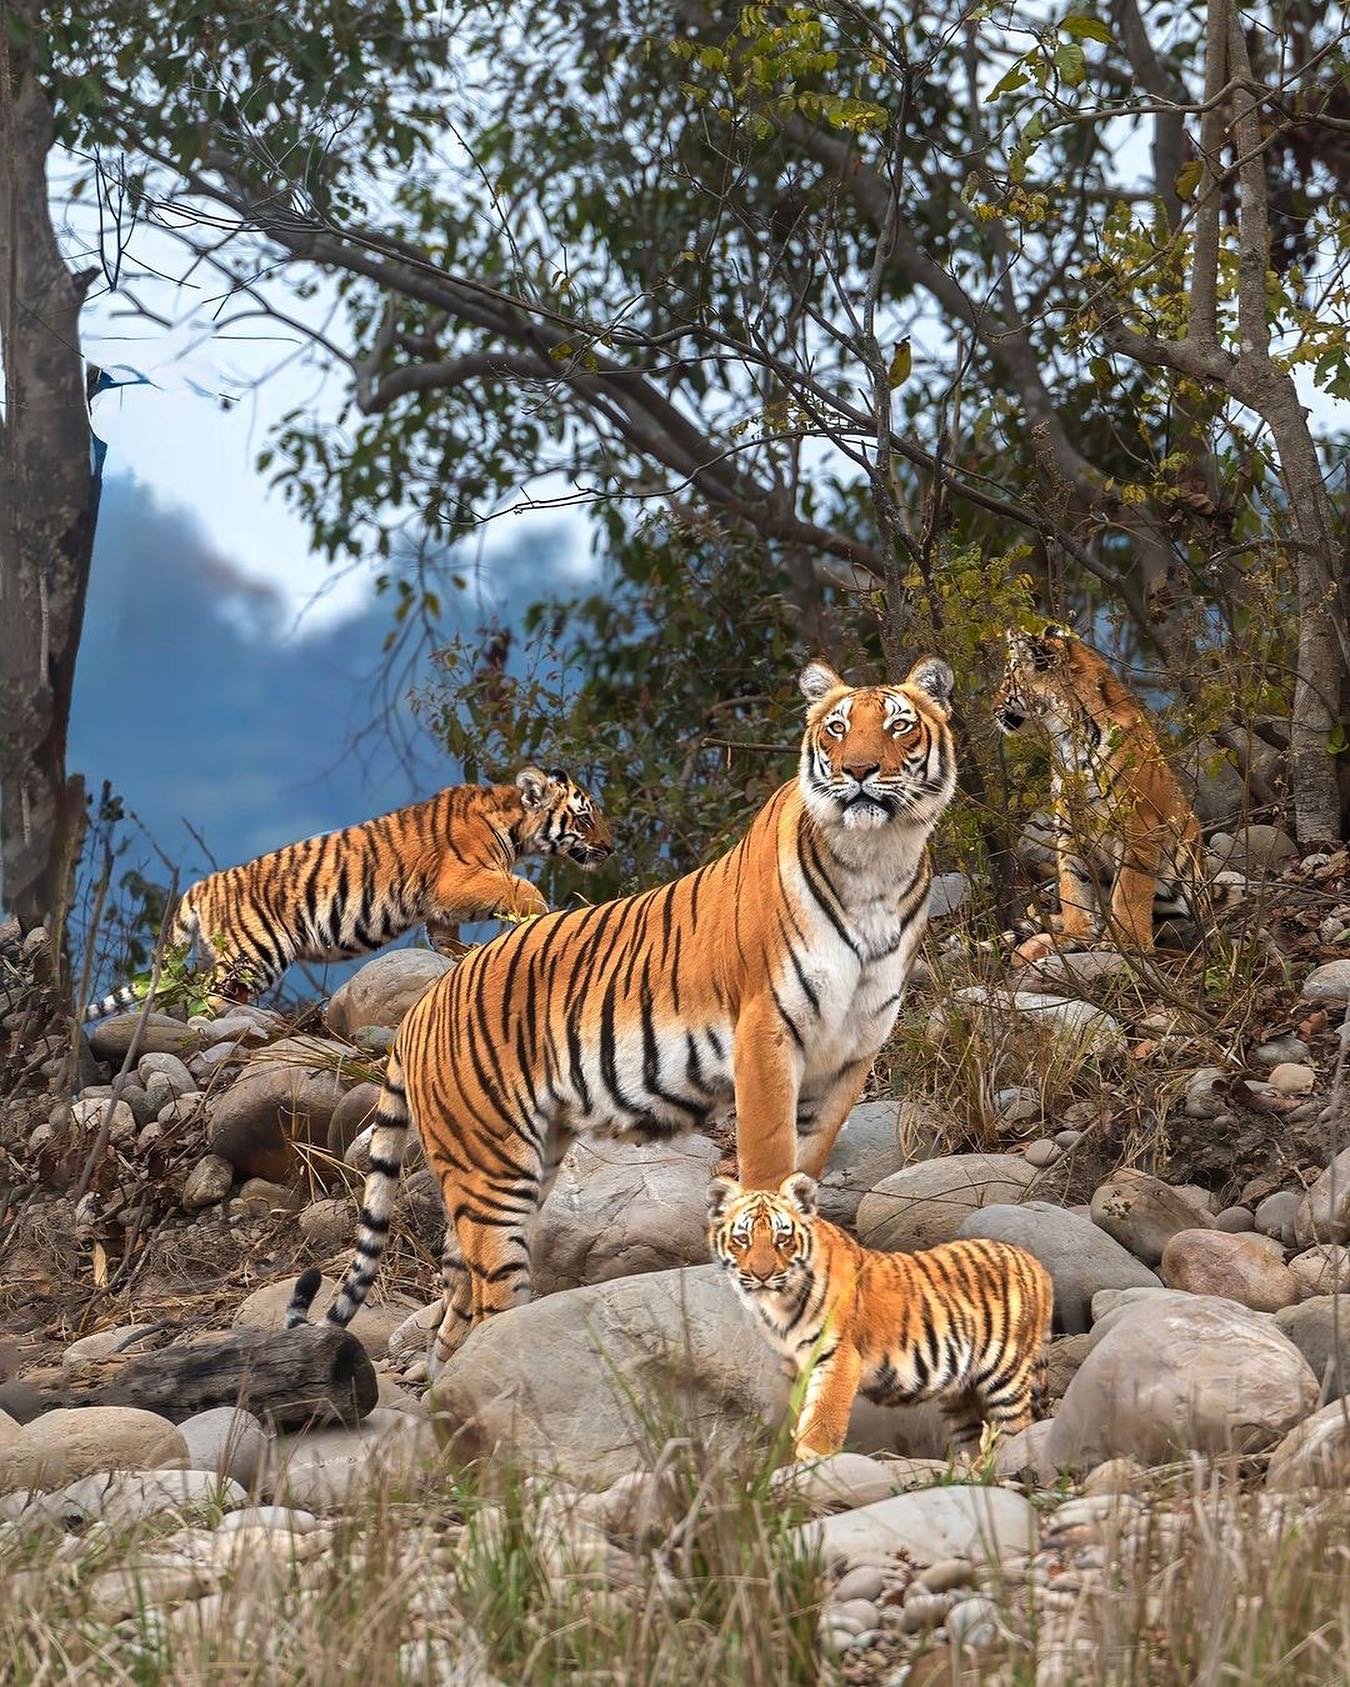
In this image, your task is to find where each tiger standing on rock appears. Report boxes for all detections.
[84,768,612,1019]
[709,1174,1053,1461]
[993,625,1207,959]
[287,656,958,1374]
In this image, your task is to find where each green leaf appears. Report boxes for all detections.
[1174,159,1204,201]
[1060,14,1113,43]
[988,63,1030,99]
[1055,42,1087,86]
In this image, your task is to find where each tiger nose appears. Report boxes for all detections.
[748,1260,777,1283]
[843,761,879,783]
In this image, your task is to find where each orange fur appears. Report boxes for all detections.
[288,658,958,1370]
[85,768,611,1018]
[994,627,1204,954]
[710,1175,1053,1460]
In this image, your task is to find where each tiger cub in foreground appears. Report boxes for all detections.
[710,1175,1053,1460]
[84,768,612,1020]
[287,657,957,1373]
[993,626,1205,957]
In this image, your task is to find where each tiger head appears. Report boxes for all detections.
[993,625,1081,734]
[708,1174,818,1295]
[797,657,956,834]
[516,766,614,867]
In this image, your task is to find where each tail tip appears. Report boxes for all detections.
[284,1265,325,1330]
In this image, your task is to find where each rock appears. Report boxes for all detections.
[1055,1129,1084,1149]
[814,1101,922,1228]
[298,1197,357,1254]
[533,1135,722,1295]
[1208,825,1297,876]
[796,1486,1036,1572]
[326,950,456,1038]
[268,1410,437,1508]
[856,1155,1039,1254]
[1295,1148,1350,1245]
[1266,1398,1350,1490]
[137,1052,195,1096]
[233,1275,418,1359]
[426,1265,947,1488]
[13,1406,188,1489]
[326,1082,383,1158]
[120,1085,157,1126]
[215,1505,319,1534]
[995,1087,1040,1124]
[183,1155,235,1211]
[159,1093,205,1127]
[928,873,969,918]
[833,1564,887,1603]
[207,1059,348,1181]
[1046,1295,1318,1470]
[386,1301,442,1366]
[198,1011,273,1046]
[1275,1298,1350,1401]
[63,1324,159,1366]
[60,1468,246,1528]
[1182,1067,1228,1121]
[1255,1191,1302,1247]
[993,1419,1058,1484]
[947,987,1126,1059]
[1024,1140,1062,1169]
[947,1594,1000,1652]
[1214,1206,1254,1233]
[1269,1062,1316,1096]
[1089,1169,1213,1266]
[1254,1036,1311,1068]
[236,1177,303,1217]
[958,1202,1161,1334]
[1159,1229,1299,1312]
[1288,1244,1350,1298]
[179,1408,269,1489]
[69,1097,136,1147]
[770,1453,897,1514]
[1045,1332,1093,1401]
[1081,1456,1145,1497]
[86,1012,200,1063]
[1016,950,1130,990]
[1302,960,1350,1004]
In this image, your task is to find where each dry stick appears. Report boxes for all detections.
[1325,1010,1350,1415]
[72,869,178,1204]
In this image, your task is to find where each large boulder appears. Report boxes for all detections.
[533,1136,722,1295]
[1207,826,1297,877]
[207,1043,354,1180]
[1265,1399,1350,1491]
[2,1406,188,1493]
[1275,1298,1350,1402]
[1159,1229,1299,1313]
[814,1101,931,1229]
[326,950,455,1038]
[1295,1148,1350,1246]
[795,1485,1037,1572]
[1046,1294,1318,1470]
[426,1265,948,1488]
[1089,1169,1213,1267]
[958,1202,1160,1334]
[856,1155,1039,1254]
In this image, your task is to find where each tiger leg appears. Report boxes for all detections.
[430,864,547,925]
[1055,827,1099,941]
[427,1212,473,1379]
[424,917,463,957]
[975,1355,1039,1439]
[733,998,804,1190]
[795,1057,874,1181]
[939,1387,986,1452]
[793,1344,863,1461]
[1106,826,1161,951]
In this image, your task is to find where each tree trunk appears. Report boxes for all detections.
[0,2,98,949]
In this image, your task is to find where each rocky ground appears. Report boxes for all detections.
[3,832,1350,1683]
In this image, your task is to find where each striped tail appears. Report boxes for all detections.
[285,1047,412,1332]
[83,983,146,1023]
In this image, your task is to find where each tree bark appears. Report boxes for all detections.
[0,1,98,944]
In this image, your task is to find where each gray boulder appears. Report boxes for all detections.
[959,1201,1160,1333]
[1090,1169,1213,1267]
[1275,1297,1350,1403]
[326,950,455,1038]
[814,1100,930,1229]
[856,1154,1039,1254]
[207,1052,350,1181]
[86,1012,200,1064]
[1266,1399,1350,1491]
[796,1485,1036,1572]
[1295,1148,1350,1246]
[1302,960,1350,1003]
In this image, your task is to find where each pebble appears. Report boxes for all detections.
[1302,960,1350,1003]
[183,1155,234,1211]
[898,1591,954,1632]
[63,1325,160,1366]
[918,1556,975,1593]
[214,1506,320,1535]
[1269,1062,1316,1095]
[1023,1140,1062,1169]
[1255,1190,1302,1246]
[996,1087,1040,1124]
[1215,1206,1255,1233]
[1254,1036,1310,1067]
[1081,1457,1145,1497]
[1054,1128,1083,1149]
[833,1564,886,1603]
[831,1597,882,1632]
[946,1594,1000,1651]
[138,1052,195,1096]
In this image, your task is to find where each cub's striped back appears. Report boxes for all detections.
[710,1174,1052,1459]
[83,767,611,1020]
[286,657,958,1374]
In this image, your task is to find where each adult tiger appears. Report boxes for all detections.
[709,1174,1052,1460]
[993,625,1206,956]
[287,656,957,1373]
[83,768,613,1020]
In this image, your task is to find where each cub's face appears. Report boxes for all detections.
[994,627,1076,734]
[798,656,956,833]
[708,1174,817,1294]
[518,767,614,865]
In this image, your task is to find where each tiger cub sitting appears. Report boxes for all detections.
[709,1175,1053,1461]
[993,625,1206,957]
[84,768,612,1019]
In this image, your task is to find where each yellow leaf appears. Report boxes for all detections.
[887,338,912,388]
[93,1242,108,1287]
[1175,160,1204,201]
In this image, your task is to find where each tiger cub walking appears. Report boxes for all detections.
[84,768,612,1019]
[709,1175,1053,1460]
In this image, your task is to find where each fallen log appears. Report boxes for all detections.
[14,1323,378,1429]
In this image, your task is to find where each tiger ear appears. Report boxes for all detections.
[798,659,844,706]
[905,655,954,717]
[517,766,551,809]
[546,766,570,785]
[708,1177,742,1221]
[780,1172,818,1217]
[1041,621,1074,641]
